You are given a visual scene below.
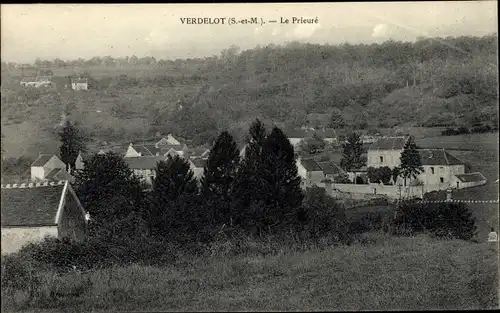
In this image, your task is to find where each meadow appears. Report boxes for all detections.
[2,234,498,312]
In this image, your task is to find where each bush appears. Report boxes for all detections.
[390,201,477,240]
[1,254,40,293]
[367,166,392,184]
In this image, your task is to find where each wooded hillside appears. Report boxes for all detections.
[1,35,498,150]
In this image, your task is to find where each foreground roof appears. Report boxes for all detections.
[1,181,67,227]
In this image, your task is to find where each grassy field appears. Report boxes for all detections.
[2,234,498,312]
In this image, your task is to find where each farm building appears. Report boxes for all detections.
[30,154,72,182]
[20,76,53,88]
[296,158,325,189]
[318,160,346,182]
[124,156,167,185]
[451,172,488,189]
[1,180,87,255]
[71,77,89,91]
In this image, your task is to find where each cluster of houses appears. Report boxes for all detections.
[0,133,489,254]
[296,136,487,198]
[20,74,89,91]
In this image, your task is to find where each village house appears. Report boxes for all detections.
[1,180,87,254]
[367,136,409,169]
[412,149,466,189]
[124,156,167,185]
[189,158,207,180]
[155,134,181,146]
[70,77,89,91]
[451,172,488,189]
[124,143,189,158]
[296,158,325,189]
[30,154,73,182]
[367,137,485,191]
[317,160,347,182]
[287,129,338,150]
[20,76,53,88]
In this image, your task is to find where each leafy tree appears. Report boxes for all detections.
[367,166,392,184]
[74,152,147,238]
[391,201,476,240]
[299,186,348,242]
[59,120,87,173]
[232,119,267,228]
[149,155,198,235]
[299,132,326,155]
[259,126,304,232]
[340,132,365,171]
[392,166,401,184]
[399,136,424,186]
[201,131,240,227]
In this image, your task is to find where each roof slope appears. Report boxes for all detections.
[368,136,409,151]
[191,158,207,168]
[31,154,54,167]
[300,159,323,171]
[124,156,166,169]
[454,172,487,183]
[1,183,65,226]
[418,149,465,166]
[318,161,344,175]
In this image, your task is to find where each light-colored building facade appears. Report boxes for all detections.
[30,154,69,182]
[367,136,409,169]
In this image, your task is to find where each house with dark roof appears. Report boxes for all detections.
[296,157,325,189]
[124,143,188,158]
[318,161,346,182]
[451,172,487,189]
[124,156,168,185]
[30,154,72,182]
[1,180,87,254]
[367,136,410,169]
[413,149,467,189]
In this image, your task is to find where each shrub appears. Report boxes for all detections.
[1,254,40,293]
[390,201,477,240]
[367,166,392,184]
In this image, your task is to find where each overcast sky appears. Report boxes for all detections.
[1,2,497,63]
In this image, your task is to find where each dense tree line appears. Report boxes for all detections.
[1,35,497,152]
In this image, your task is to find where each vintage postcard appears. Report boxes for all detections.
[1,2,498,312]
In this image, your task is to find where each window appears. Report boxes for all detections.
[430,167,435,174]
[380,156,384,163]
[440,177,444,183]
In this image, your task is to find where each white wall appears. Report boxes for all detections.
[367,150,403,169]
[1,226,58,255]
[125,146,141,157]
[31,166,45,181]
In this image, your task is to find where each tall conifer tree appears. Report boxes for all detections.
[259,126,303,231]
[201,131,240,226]
[399,136,424,186]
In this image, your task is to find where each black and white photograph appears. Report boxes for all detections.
[1,2,499,311]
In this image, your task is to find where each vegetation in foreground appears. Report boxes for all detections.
[1,234,498,312]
